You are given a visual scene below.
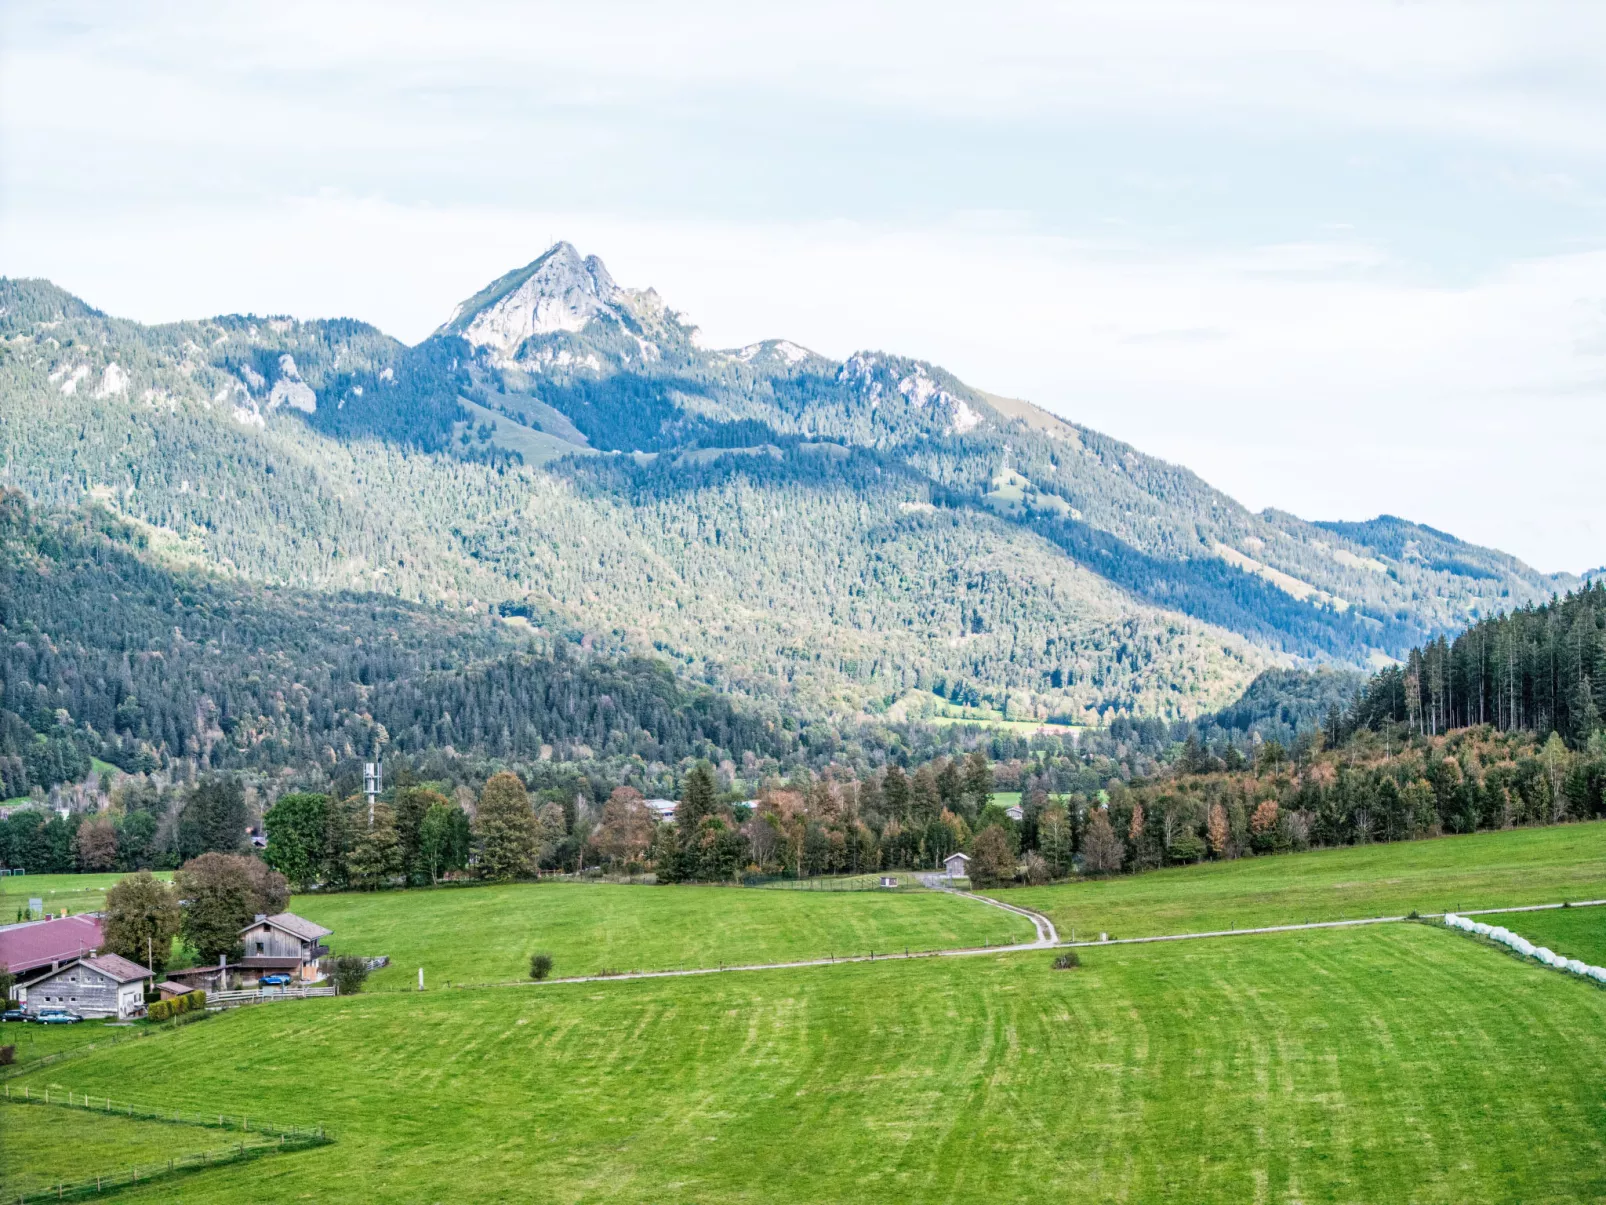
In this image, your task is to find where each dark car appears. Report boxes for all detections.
[35,1009,83,1024]
[1,1008,28,1023]
[257,974,292,987]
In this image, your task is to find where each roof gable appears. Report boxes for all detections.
[250,912,332,942]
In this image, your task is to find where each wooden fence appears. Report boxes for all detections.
[2,1087,330,1203]
[206,984,336,1011]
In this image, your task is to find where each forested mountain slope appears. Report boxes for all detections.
[0,245,1574,731]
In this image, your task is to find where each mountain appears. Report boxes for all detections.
[0,244,1576,745]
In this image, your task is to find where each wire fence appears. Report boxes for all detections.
[2,1090,331,1203]
[2,1083,328,1140]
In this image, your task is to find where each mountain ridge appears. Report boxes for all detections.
[0,244,1577,730]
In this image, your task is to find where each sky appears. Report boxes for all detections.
[3,1,1604,573]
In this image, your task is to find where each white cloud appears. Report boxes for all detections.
[3,1,1605,572]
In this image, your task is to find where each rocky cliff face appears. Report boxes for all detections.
[440,242,624,358]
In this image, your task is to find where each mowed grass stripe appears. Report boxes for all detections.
[15,924,1606,1204]
[295,880,1036,988]
[1002,820,1606,941]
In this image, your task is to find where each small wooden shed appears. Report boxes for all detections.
[943,851,971,878]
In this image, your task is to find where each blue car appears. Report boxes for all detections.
[36,1009,83,1024]
[257,974,292,987]
[1,1008,28,1023]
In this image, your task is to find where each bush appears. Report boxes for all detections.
[1053,952,1081,970]
[529,952,554,981]
[332,955,371,996]
[146,989,205,1022]
[0,1044,14,1066]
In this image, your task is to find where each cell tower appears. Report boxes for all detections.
[364,758,383,827]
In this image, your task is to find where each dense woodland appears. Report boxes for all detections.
[6,587,1604,887]
[2,261,1601,889]
[1,268,1575,730]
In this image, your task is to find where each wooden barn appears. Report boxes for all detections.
[238,912,332,982]
[15,953,152,1019]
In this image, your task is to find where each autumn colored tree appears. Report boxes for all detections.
[1081,809,1124,875]
[74,816,117,872]
[1249,799,1280,854]
[969,824,1016,887]
[1206,803,1230,858]
[589,787,655,865]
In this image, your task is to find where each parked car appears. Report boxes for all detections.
[1,1008,28,1023]
[258,974,292,987]
[35,1009,83,1024]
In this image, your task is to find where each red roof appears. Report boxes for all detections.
[0,914,105,974]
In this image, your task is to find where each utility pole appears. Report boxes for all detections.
[364,759,382,828]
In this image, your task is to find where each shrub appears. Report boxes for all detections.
[529,952,554,981]
[1053,952,1081,970]
[0,1044,14,1066]
[332,955,371,995]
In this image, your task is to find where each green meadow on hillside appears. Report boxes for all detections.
[1002,821,1606,941]
[296,881,1036,989]
[0,871,170,918]
[1479,904,1606,967]
[9,924,1606,1204]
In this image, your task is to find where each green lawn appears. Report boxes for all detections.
[296,880,1036,989]
[0,1017,132,1073]
[0,871,172,918]
[9,924,1605,1203]
[1002,821,1606,941]
[0,1102,227,1197]
[1479,904,1606,967]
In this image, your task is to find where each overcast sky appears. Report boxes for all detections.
[4,2,1604,572]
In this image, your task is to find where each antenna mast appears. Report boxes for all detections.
[364,759,382,827]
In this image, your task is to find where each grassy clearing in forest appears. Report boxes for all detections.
[1478,903,1606,967]
[8,924,1606,1204]
[1002,820,1606,941]
[295,879,1035,989]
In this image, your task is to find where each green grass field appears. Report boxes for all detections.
[1002,821,1606,941]
[0,870,173,918]
[1479,904,1606,967]
[296,881,1037,989]
[0,1102,218,1197]
[9,924,1606,1203]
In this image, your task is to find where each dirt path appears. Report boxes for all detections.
[441,896,1606,992]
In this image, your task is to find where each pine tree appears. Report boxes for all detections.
[882,765,910,820]
[676,762,719,834]
[962,752,993,814]
[474,772,538,881]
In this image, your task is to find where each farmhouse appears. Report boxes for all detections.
[238,912,332,982]
[644,798,678,822]
[943,851,970,878]
[15,953,153,1019]
[0,913,105,977]
[1004,804,1024,822]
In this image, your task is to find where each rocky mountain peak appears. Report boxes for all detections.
[439,241,625,358]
